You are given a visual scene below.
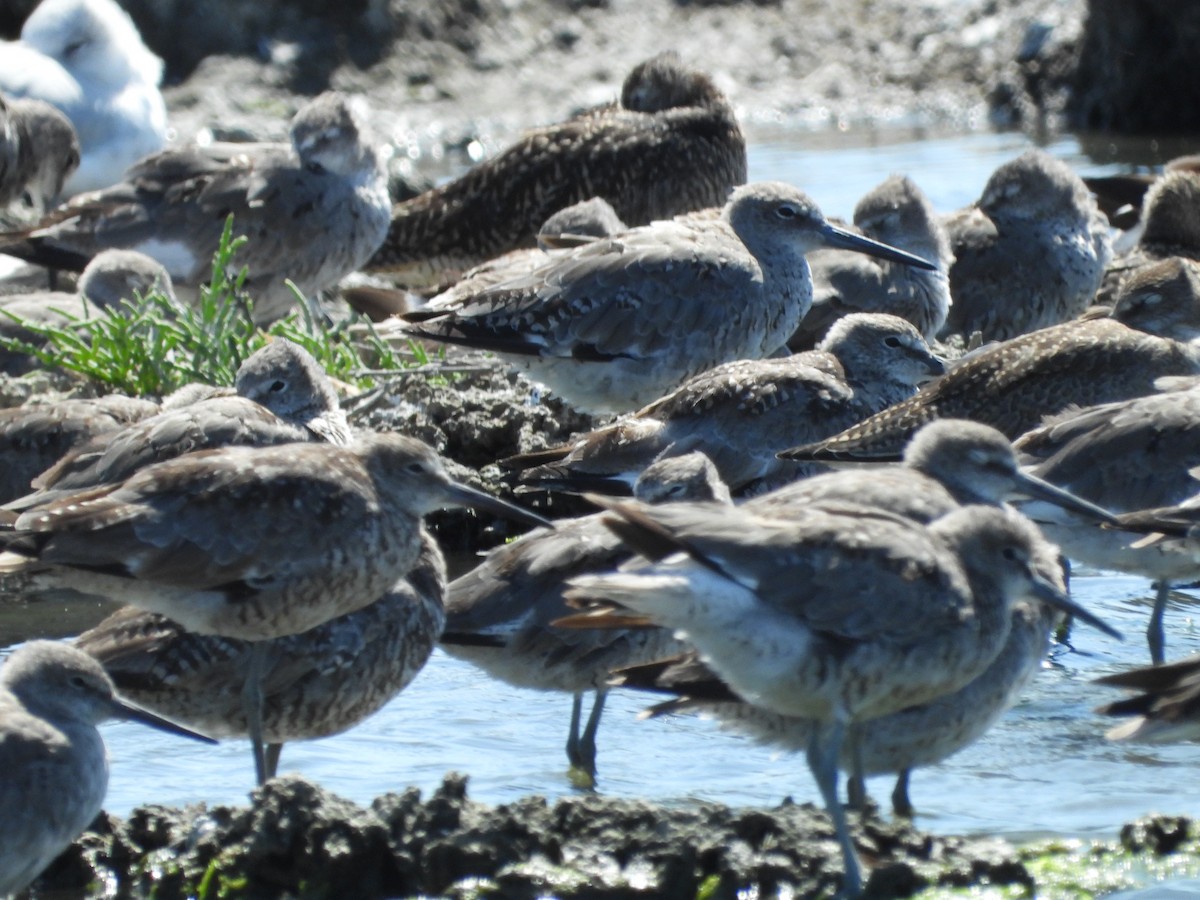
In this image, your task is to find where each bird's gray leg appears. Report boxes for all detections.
[243,644,268,785]
[576,689,608,777]
[891,769,915,818]
[566,692,584,768]
[808,720,862,897]
[265,742,284,781]
[845,725,869,812]
[1149,581,1170,665]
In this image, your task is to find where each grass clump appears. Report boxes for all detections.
[0,216,421,397]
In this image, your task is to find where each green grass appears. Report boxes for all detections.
[0,216,428,397]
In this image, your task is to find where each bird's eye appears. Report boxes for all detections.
[269,380,287,393]
[405,461,426,474]
[775,204,798,219]
[883,336,902,348]
[69,675,88,689]
[1002,547,1019,561]
[63,39,86,56]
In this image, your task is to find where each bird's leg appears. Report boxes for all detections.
[265,742,284,781]
[577,688,608,778]
[1148,581,1170,665]
[891,769,915,818]
[808,720,862,897]
[242,643,269,785]
[566,691,584,768]
[845,725,869,812]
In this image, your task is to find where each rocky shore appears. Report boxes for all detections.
[7,0,1200,897]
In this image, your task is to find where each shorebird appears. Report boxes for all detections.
[0,392,158,505]
[76,528,447,780]
[501,313,944,496]
[0,640,214,897]
[364,52,747,288]
[401,181,937,415]
[348,197,629,322]
[0,433,549,783]
[781,318,1200,462]
[1108,257,1200,343]
[0,93,79,211]
[789,174,953,349]
[1095,652,1200,742]
[560,500,1112,896]
[0,0,166,196]
[0,92,391,323]
[939,149,1110,344]
[441,451,727,781]
[4,338,351,512]
[1014,379,1200,663]
[1097,170,1200,306]
[0,248,174,374]
[612,419,1103,816]
[1084,155,1200,231]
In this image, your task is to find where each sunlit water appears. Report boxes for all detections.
[6,127,1200,856]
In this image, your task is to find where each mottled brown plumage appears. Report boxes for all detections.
[365,52,747,287]
[1110,257,1200,343]
[0,393,158,504]
[1096,653,1200,742]
[782,318,1200,462]
[0,93,79,211]
[76,530,446,779]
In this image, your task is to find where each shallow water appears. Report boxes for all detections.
[7,127,1200,851]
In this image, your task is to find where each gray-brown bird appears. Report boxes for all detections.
[0,640,213,897]
[782,318,1200,462]
[76,528,447,781]
[0,433,549,782]
[939,149,1110,343]
[0,92,391,323]
[0,93,79,211]
[790,174,953,349]
[401,181,936,415]
[365,52,747,288]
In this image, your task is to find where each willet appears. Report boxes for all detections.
[4,338,351,512]
[0,93,79,211]
[1014,379,1200,662]
[781,318,1200,462]
[0,432,550,782]
[789,174,953,349]
[348,197,630,322]
[0,92,391,323]
[561,500,1112,896]
[0,392,158,505]
[616,419,1099,816]
[1109,257,1200,343]
[401,181,936,415]
[364,52,747,288]
[441,452,727,782]
[1097,169,1200,306]
[0,248,174,374]
[501,312,943,495]
[76,528,447,780]
[1095,652,1200,742]
[0,639,214,897]
[0,0,166,196]
[939,149,1110,344]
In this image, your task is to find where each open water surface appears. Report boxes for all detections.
[5,126,1200,850]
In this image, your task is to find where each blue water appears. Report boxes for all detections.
[7,126,1200,881]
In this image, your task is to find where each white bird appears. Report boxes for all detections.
[0,0,166,195]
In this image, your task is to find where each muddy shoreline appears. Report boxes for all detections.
[9,0,1192,896]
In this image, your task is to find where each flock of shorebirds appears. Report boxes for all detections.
[4,0,1200,896]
